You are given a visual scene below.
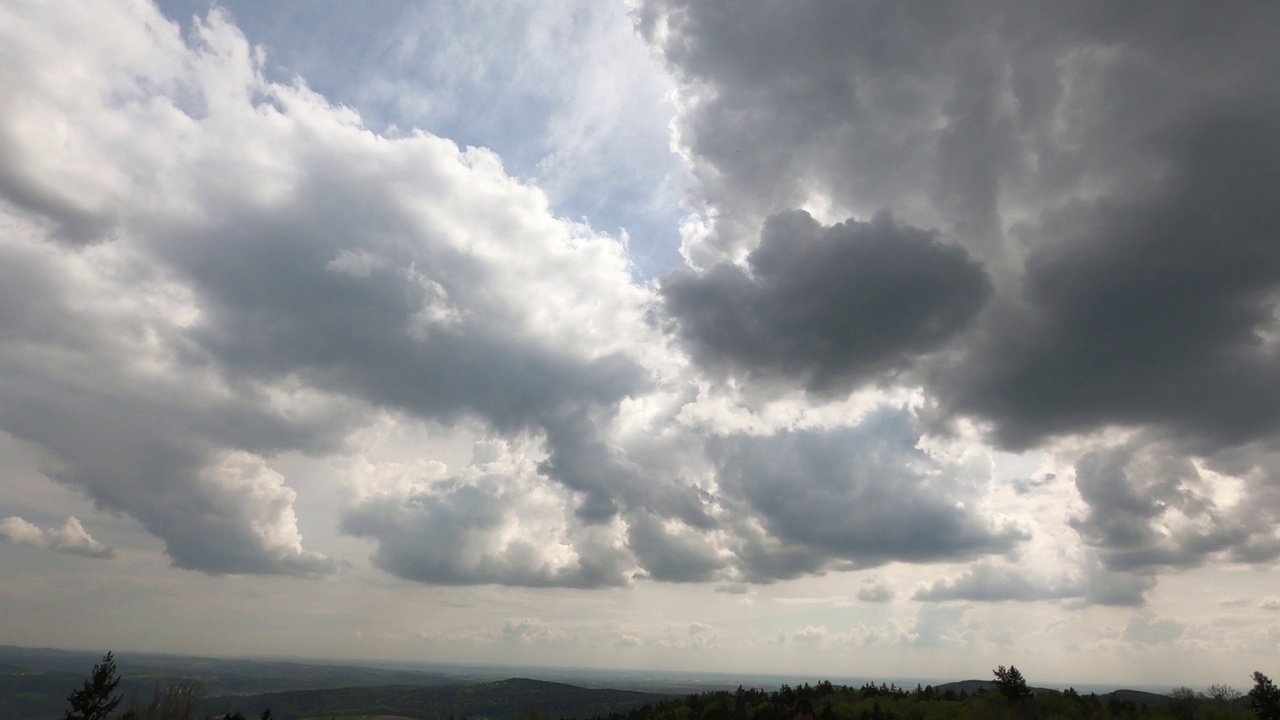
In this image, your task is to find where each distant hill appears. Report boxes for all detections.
[1107,689,1171,706]
[928,680,1170,707]
[932,680,996,695]
[0,645,109,673]
[207,677,674,720]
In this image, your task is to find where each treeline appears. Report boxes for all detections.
[578,667,1280,720]
[57,654,665,720]
[56,653,1280,720]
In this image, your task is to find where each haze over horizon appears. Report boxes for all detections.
[2,0,1279,689]
[0,643,1188,696]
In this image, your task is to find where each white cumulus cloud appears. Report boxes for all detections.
[0,516,114,558]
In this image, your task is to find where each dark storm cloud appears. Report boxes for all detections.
[946,110,1280,449]
[633,0,1023,268]
[640,0,1280,447]
[661,210,990,394]
[710,408,1025,581]
[641,0,1280,597]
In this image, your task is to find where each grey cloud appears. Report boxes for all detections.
[790,626,827,644]
[640,0,1280,597]
[1199,444,1280,565]
[165,177,664,539]
[642,0,1280,449]
[1120,613,1186,646]
[661,210,990,395]
[626,511,725,583]
[856,581,894,603]
[157,187,643,437]
[712,408,1025,581]
[904,605,966,648]
[0,152,117,245]
[1071,448,1186,565]
[0,516,114,559]
[501,619,557,643]
[640,0,1280,256]
[634,1,990,267]
[1011,474,1055,495]
[0,239,341,576]
[945,109,1280,449]
[344,478,632,589]
[914,564,1076,603]
[538,409,714,527]
[723,529,831,584]
[1056,438,1280,592]
[166,179,699,584]
[913,561,1154,607]
[1079,565,1155,608]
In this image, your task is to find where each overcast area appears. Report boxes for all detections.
[1,0,1279,688]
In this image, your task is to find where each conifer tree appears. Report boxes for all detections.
[1251,672,1280,720]
[993,665,1032,702]
[66,652,123,720]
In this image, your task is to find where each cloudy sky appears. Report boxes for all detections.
[2,0,1279,689]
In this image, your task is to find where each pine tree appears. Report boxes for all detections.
[1250,672,1280,720]
[993,665,1032,702]
[66,653,123,720]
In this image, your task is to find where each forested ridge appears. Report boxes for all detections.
[582,672,1272,720]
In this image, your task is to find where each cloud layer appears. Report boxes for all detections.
[1,0,1278,641]
[710,409,1023,581]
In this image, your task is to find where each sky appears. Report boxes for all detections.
[1,0,1280,690]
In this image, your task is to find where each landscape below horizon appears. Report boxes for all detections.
[0,644,1230,720]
